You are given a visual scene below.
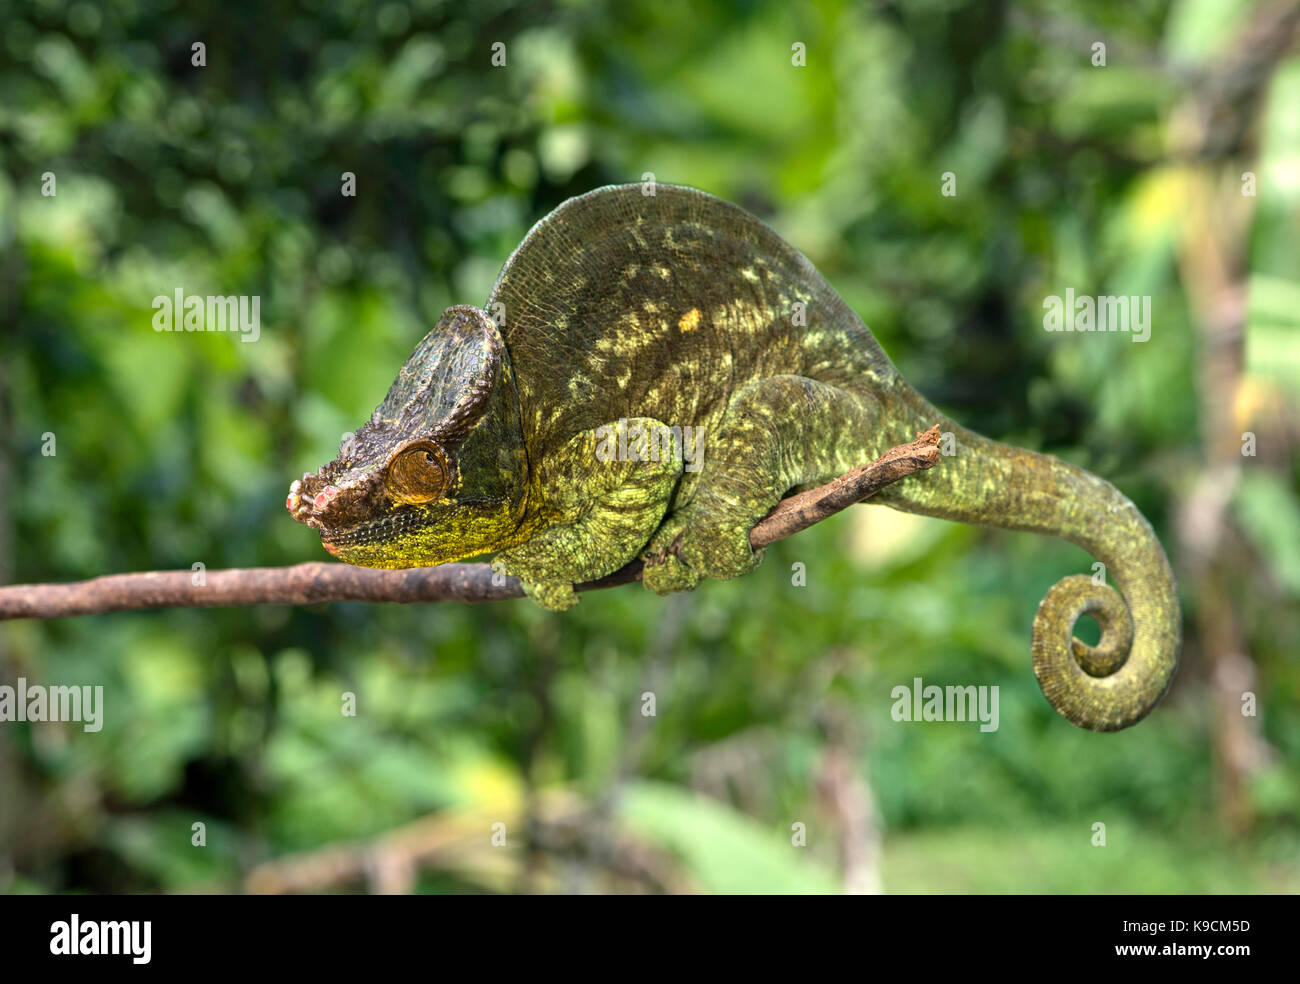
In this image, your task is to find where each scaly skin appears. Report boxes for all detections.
[287,184,1181,732]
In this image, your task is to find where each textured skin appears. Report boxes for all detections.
[287,184,1181,732]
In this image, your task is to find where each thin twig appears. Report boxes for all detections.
[0,427,941,621]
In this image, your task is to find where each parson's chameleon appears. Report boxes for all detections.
[286,184,1180,732]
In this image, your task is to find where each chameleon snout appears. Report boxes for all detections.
[286,473,342,531]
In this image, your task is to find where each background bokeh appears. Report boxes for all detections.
[2,0,1297,893]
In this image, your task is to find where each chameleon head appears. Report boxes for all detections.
[286,305,533,568]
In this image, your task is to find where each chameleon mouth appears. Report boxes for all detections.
[287,467,428,556]
[314,509,429,550]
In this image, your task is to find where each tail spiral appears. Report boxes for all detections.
[872,383,1181,731]
[1032,574,1167,731]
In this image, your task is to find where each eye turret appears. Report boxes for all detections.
[385,441,452,504]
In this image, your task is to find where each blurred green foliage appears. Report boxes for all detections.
[1,0,1297,893]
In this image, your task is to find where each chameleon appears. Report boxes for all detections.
[286,183,1180,732]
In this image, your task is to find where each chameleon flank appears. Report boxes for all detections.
[287,184,1180,732]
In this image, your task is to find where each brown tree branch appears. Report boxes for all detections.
[0,426,942,621]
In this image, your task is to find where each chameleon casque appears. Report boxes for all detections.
[286,184,1180,733]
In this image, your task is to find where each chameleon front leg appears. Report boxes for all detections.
[498,417,683,611]
[642,375,884,596]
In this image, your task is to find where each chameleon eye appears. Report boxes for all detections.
[385,441,451,504]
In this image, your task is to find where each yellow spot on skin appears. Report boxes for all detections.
[678,308,702,332]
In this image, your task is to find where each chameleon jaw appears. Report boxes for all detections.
[288,459,532,570]
[287,465,441,565]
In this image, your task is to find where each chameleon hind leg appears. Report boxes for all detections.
[642,375,884,596]
[498,417,682,611]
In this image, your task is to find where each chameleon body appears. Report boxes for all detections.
[287,184,1180,732]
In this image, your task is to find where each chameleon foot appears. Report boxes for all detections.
[519,578,580,612]
[641,515,700,595]
[641,511,763,595]
[676,518,764,582]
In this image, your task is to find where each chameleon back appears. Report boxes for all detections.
[487,183,896,457]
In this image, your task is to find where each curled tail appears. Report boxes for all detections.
[872,382,1181,732]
